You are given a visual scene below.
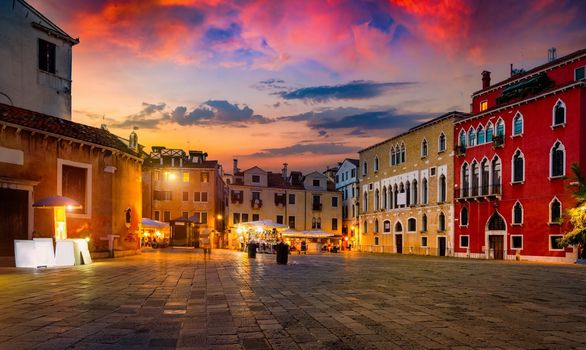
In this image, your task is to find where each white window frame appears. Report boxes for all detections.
[511,148,525,184]
[57,158,92,219]
[420,236,428,248]
[549,140,566,179]
[511,201,523,225]
[512,112,524,136]
[485,121,494,141]
[421,138,428,158]
[460,235,470,248]
[407,217,417,233]
[476,124,485,144]
[495,117,505,137]
[467,126,476,147]
[458,129,466,147]
[438,132,446,152]
[575,66,585,80]
[460,206,469,227]
[548,197,562,225]
[394,219,403,233]
[549,234,564,251]
[552,98,566,127]
[383,220,391,234]
[510,235,523,250]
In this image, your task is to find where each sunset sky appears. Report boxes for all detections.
[29,0,586,173]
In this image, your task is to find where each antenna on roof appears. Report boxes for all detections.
[548,48,557,63]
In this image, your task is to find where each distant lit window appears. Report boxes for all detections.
[480,100,488,111]
[183,172,189,182]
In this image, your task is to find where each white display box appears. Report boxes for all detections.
[55,240,76,266]
[32,238,56,267]
[14,240,37,268]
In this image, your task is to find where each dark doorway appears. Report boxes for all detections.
[0,188,29,256]
[438,236,446,256]
[395,234,403,254]
[489,235,504,260]
[172,223,188,246]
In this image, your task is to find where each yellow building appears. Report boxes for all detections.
[358,112,466,256]
[142,147,226,246]
[226,162,342,248]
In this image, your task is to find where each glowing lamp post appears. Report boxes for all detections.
[32,195,82,240]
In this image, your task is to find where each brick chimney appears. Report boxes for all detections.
[481,71,491,89]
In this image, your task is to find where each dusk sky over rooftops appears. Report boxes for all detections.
[29,0,586,173]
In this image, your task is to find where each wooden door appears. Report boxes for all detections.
[490,235,504,260]
[395,234,403,254]
[438,237,446,256]
[0,188,29,256]
[172,224,187,246]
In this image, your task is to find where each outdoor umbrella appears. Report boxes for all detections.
[33,195,82,240]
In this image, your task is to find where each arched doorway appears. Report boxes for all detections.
[394,221,403,254]
[486,211,506,260]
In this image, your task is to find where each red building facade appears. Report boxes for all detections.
[454,49,586,262]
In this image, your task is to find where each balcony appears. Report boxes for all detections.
[455,145,466,156]
[492,135,504,149]
[251,199,263,209]
[312,203,323,211]
[274,194,286,207]
[456,184,502,201]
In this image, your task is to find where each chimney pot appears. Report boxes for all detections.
[481,71,491,89]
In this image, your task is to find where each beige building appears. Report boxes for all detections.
[142,147,226,246]
[335,159,360,249]
[358,112,466,256]
[227,162,341,248]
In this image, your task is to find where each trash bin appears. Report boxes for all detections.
[247,243,257,258]
[276,242,289,265]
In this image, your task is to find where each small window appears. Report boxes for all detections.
[183,172,189,183]
[363,162,368,176]
[438,133,446,152]
[383,220,391,233]
[468,128,476,147]
[252,175,260,183]
[575,66,585,81]
[421,139,428,157]
[512,150,525,183]
[480,100,488,112]
[438,212,445,231]
[201,192,208,202]
[288,216,296,229]
[374,236,380,246]
[496,119,505,137]
[201,212,208,224]
[460,207,469,226]
[201,172,209,183]
[313,179,320,187]
[194,192,201,202]
[513,113,523,136]
[233,213,240,224]
[153,211,160,221]
[477,125,485,144]
[332,218,338,231]
[550,141,565,178]
[242,213,249,222]
[331,196,338,207]
[430,167,436,176]
[553,100,566,126]
[407,218,416,232]
[459,130,466,147]
[38,39,56,74]
[486,122,494,142]
[374,219,379,233]
[351,169,356,178]
[421,236,428,247]
[182,192,189,201]
[421,214,427,232]
[182,211,188,218]
[288,194,296,204]
[550,198,562,224]
[335,175,339,184]
[511,235,523,249]
[252,191,261,201]
[163,211,171,222]
[550,235,563,250]
[252,214,259,221]
[460,235,469,248]
[374,156,379,172]
[512,202,523,225]
[276,215,284,224]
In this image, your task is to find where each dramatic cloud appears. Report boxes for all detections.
[244,142,360,158]
[280,107,435,135]
[276,81,414,103]
[110,101,271,129]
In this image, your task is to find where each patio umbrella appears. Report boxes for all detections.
[33,195,82,240]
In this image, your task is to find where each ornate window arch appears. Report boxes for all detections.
[459,129,466,147]
[477,124,485,144]
[549,197,562,224]
[468,127,476,147]
[438,174,447,203]
[421,138,428,157]
[491,155,502,191]
[390,146,396,165]
[374,188,380,211]
[486,121,494,142]
[513,112,523,135]
[400,143,406,163]
[512,149,525,183]
[438,132,446,152]
[407,217,417,232]
[421,178,428,204]
[461,162,470,197]
[512,201,523,225]
[496,118,505,137]
[438,212,446,231]
[394,220,403,233]
[363,191,368,213]
[382,186,387,209]
[552,99,566,126]
[550,140,565,178]
[374,156,379,172]
[460,207,469,226]
[412,179,418,205]
[421,213,428,232]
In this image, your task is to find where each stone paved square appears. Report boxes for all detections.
[0,249,585,349]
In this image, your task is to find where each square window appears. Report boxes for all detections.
[241,213,249,222]
[201,192,208,202]
[233,213,240,224]
[252,175,260,183]
[182,211,188,218]
[331,196,338,207]
[421,236,428,247]
[252,214,259,221]
[194,192,201,202]
[511,235,523,249]
[480,100,488,112]
[550,235,564,250]
[288,194,296,204]
[430,167,436,176]
[313,179,320,187]
[182,192,189,201]
[276,215,284,224]
[163,211,170,222]
[153,211,160,221]
[460,235,469,248]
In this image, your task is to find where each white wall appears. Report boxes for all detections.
[0,0,75,119]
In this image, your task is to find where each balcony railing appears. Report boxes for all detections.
[251,199,263,209]
[455,145,466,156]
[312,203,322,211]
[456,184,502,200]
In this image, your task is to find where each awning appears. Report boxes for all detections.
[282,230,335,239]
[33,195,82,209]
[238,220,289,231]
[141,218,169,228]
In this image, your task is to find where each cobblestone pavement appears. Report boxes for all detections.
[0,249,585,350]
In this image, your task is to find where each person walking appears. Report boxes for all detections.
[200,229,211,256]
